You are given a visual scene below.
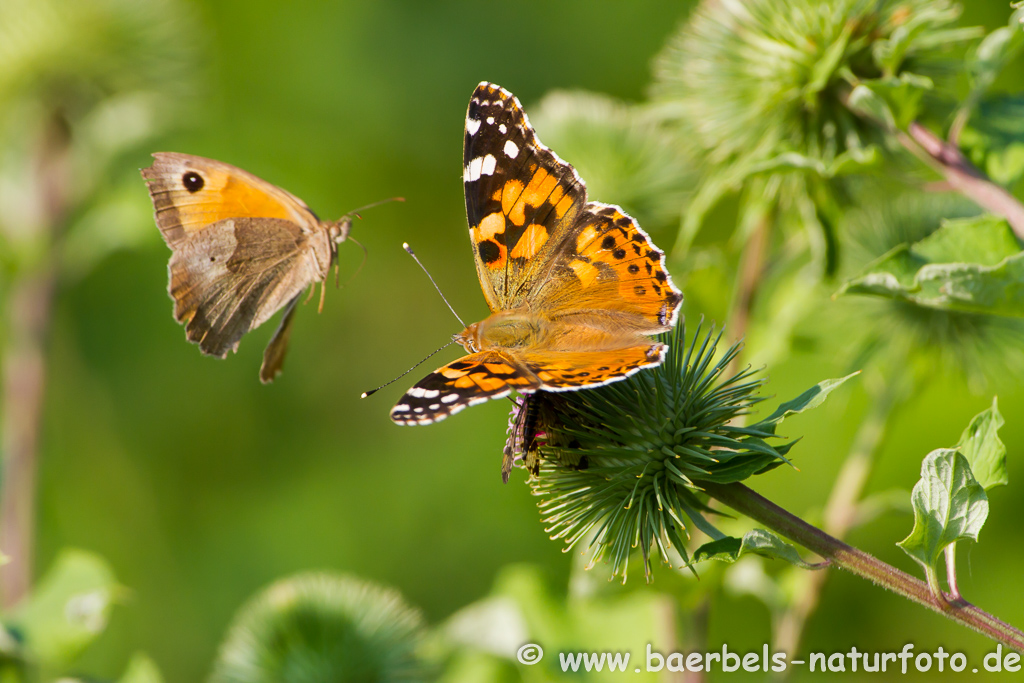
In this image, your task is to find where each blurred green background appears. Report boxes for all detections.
[4,0,1022,680]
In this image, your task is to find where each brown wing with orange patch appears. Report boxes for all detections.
[531,203,683,334]
[519,343,667,391]
[142,153,321,247]
[390,351,540,425]
[463,83,587,311]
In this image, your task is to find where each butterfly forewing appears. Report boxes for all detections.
[143,153,321,245]
[464,83,587,311]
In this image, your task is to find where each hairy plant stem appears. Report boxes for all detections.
[772,379,901,657]
[899,122,1024,242]
[0,113,70,607]
[725,211,771,378]
[0,271,55,609]
[702,481,1024,652]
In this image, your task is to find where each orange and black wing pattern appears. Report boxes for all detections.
[463,83,587,311]
[390,351,539,425]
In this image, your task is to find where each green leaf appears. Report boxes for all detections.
[969,25,1023,97]
[805,26,852,100]
[750,372,859,436]
[897,449,989,576]
[956,398,1008,491]
[837,214,1024,317]
[119,653,164,683]
[846,83,896,129]
[8,549,119,666]
[693,530,816,568]
[852,74,933,129]
[960,95,1024,185]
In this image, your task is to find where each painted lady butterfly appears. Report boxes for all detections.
[391,82,682,425]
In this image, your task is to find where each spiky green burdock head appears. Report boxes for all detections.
[653,0,975,166]
[209,573,429,683]
[518,322,828,583]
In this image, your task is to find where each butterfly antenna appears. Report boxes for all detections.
[403,242,466,328]
[360,339,456,398]
[345,196,405,217]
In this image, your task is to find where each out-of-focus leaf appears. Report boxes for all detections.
[488,564,674,665]
[443,596,527,659]
[960,96,1024,186]
[847,83,897,129]
[8,549,119,666]
[118,653,163,683]
[838,214,1024,317]
[871,3,975,75]
[746,148,880,178]
[968,23,1024,98]
[956,397,1007,491]
[693,530,816,568]
[852,74,933,129]
[898,449,988,577]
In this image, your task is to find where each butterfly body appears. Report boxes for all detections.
[390,83,683,425]
[142,153,355,383]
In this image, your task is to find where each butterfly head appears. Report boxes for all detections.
[327,216,353,244]
[453,324,481,353]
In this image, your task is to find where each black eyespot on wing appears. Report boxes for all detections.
[601,235,616,250]
[478,240,501,264]
[182,171,204,193]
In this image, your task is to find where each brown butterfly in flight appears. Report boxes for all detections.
[142,153,399,382]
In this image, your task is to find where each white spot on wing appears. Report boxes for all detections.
[441,393,459,403]
[503,140,519,158]
[465,156,483,182]
[486,116,495,124]
[466,117,481,136]
[499,124,507,134]
[481,154,497,176]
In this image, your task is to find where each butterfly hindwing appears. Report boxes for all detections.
[464,83,587,311]
[169,216,323,358]
[532,203,682,333]
[390,352,540,425]
[521,344,667,391]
